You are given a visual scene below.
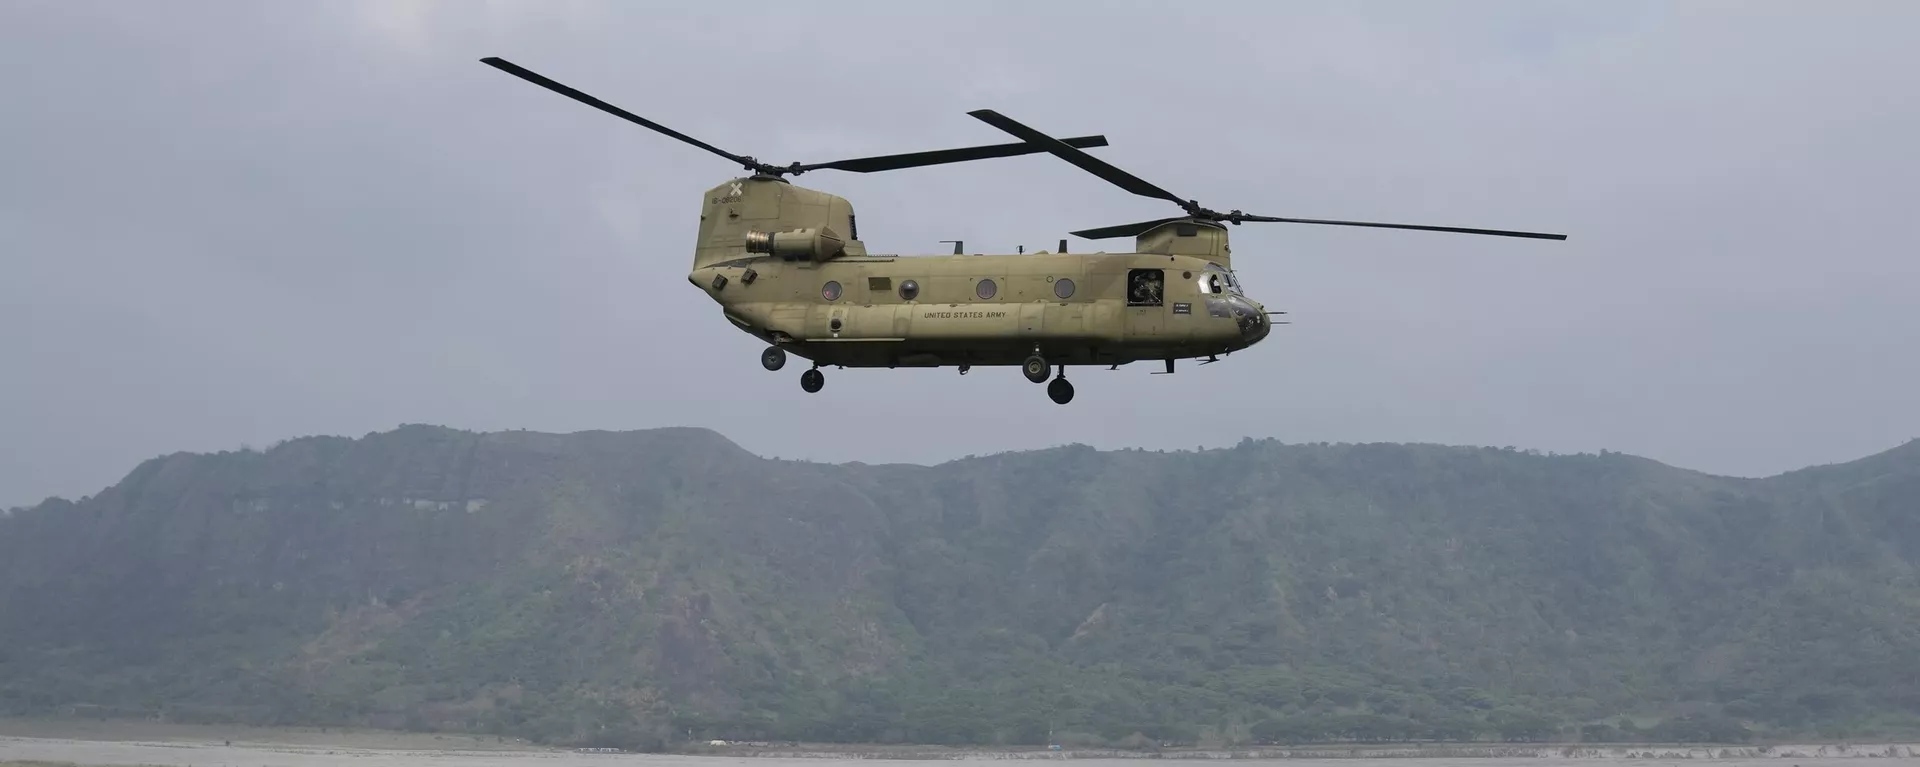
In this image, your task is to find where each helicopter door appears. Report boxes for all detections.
[1124,268,1166,339]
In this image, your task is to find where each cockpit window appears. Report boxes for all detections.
[1201,264,1243,295]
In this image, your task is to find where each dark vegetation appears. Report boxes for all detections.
[2,425,1918,750]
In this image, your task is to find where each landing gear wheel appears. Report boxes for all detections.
[800,368,824,393]
[1022,355,1050,384]
[761,346,787,371]
[1047,376,1075,405]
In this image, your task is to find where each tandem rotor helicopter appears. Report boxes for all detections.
[481,57,1567,405]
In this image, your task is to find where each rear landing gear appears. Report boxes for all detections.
[761,346,787,371]
[762,344,819,393]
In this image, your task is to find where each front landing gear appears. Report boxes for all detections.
[800,366,824,393]
[1024,351,1075,404]
[1021,354,1050,384]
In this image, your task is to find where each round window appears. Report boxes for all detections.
[1053,277,1075,299]
[899,279,919,301]
[976,278,997,299]
[822,280,842,301]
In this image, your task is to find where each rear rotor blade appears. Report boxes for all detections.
[798,135,1111,174]
[968,109,1189,207]
[1236,214,1567,240]
[481,56,759,170]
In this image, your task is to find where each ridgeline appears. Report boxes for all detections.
[2,426,1917,750]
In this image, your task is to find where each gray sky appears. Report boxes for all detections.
[4,0,1916,505]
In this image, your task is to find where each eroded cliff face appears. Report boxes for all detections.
[3,427,1918,747]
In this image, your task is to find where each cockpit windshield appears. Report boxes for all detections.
[1199,263,1244,295]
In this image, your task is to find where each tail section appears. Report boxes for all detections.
[692,176,864,270]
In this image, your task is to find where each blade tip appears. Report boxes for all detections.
[1060,135,1111,149]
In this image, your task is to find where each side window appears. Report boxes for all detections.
[899,279,920,301]
[822,280,842,301]
[1126,269,1164,307]
[976,278,997,300]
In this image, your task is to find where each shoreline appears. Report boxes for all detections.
[682,743,1920,760]
[0,719,1916,762]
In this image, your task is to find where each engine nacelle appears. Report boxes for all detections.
[744,227,846,262]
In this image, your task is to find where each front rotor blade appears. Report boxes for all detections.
[481,57,755,169]
[1068,217,1191,240]
[1238,214,1567,240]
[968,109,1188,207]
[799,135,1111,174]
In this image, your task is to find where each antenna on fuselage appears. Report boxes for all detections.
[940,240,963,255]
[1058,239,1067,253]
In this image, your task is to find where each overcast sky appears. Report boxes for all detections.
[4,0,1916,505]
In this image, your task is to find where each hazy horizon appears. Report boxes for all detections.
[12,421,1919,510]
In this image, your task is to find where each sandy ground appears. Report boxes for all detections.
[0,719,542,751]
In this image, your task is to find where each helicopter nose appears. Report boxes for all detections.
[1230,296,1271,346]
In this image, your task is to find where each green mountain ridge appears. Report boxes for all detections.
[2,425,1917,749]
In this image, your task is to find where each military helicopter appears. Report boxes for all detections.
[482,57,1566,405]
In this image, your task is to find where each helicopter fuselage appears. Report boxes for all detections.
[683,176,1271,384]
[691,249,1271,369]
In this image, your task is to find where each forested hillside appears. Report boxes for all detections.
[2,425,1917,749]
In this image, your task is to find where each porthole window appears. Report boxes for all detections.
[822,280,842,301]
[976,278,997,299]
[899,279,920,301]
[1053,277,1075,299]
